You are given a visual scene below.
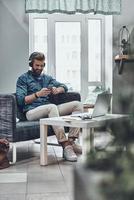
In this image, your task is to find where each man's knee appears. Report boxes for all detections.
[74,101,83,107]
[73,101,83,111]
[48,104,58,111]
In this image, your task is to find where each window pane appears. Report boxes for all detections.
[34,18,48,69]
[88,19,101,82]
[55,22,81,92]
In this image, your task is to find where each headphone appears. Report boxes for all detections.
[29,52,45,67]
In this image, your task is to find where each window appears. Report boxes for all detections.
[55,22,81,91]
[29,14,112,101]
[88,19,101,82]
[31,18,48,70]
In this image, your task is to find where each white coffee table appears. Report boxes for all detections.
[40,114,126,166]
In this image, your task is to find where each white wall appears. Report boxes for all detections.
[113,0,134,56]
[0,0,29,93]
[113,0,134,113]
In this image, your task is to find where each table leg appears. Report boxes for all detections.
[82,127,94,163]
[40,124,48,166]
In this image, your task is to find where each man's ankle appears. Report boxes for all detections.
[60,141,71,149]
[68,137,77,144]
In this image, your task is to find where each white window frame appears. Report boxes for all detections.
[29,14,112,101]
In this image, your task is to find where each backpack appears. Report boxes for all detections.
[0,139,10,169]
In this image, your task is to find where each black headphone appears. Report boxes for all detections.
[29,52,45,67]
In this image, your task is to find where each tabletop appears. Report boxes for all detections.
[40,114,127,129]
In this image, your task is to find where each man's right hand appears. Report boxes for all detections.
[36,88,51,97]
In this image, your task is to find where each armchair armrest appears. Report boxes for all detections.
[49,92,81,105]
[0,94,16,141]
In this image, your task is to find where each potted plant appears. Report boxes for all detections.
[74,116,134,200]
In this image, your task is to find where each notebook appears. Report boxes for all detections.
[72,93,112,120]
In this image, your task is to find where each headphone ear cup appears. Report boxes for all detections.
[29,61,32,67]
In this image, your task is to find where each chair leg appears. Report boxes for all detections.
[10,143,17,164]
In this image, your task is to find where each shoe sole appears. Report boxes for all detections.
[63,154,77,162]
[63,157,77,162]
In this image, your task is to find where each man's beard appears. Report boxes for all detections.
[32,68,43,76]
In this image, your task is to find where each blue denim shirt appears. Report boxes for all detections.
[16,70,68,112]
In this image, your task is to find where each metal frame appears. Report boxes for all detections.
[10,140,60,164]
[10,143,17,164]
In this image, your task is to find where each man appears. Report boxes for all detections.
[16,52,83,162]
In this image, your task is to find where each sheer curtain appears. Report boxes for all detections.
[25,0,121,15]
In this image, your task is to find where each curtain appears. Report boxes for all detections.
[25,0,121,15]
[95,0,121,15]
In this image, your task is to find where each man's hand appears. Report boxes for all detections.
[25,88,51,104]
[25,87,64,105]
[36,88,51,97]
[51,87,65,95]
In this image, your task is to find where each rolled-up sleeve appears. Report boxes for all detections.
[16,76,27,107]
[49,77,68,92]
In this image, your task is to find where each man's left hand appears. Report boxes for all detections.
[51,87,64,95]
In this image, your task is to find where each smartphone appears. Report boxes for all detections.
[47,86,53,91]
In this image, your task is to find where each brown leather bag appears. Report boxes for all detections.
[0,139,10,169]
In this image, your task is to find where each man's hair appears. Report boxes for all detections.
[29,52,45,67]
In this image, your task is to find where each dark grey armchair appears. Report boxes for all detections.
[0,92,81,163]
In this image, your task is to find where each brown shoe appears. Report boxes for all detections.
[72,143,82,154]
[68,138,82,154]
